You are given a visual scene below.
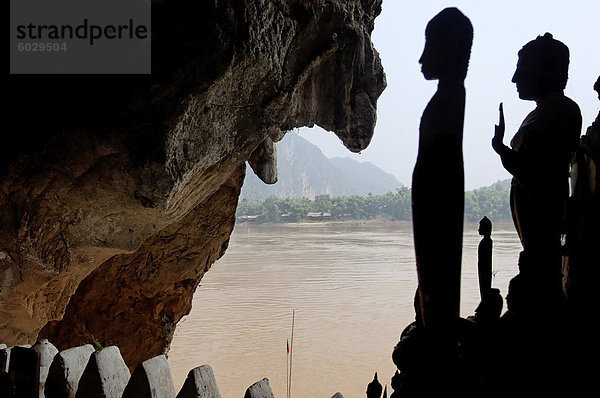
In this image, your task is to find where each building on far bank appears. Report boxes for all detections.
[237,215,261,223]
[306,212,332,221]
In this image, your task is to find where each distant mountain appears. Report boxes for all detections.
[240,133,403,200]
[329,156,402,197]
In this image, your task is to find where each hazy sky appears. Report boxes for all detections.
[300,0,600,190]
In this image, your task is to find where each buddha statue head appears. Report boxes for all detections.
[478,216,492,237]
[512,33,570,101]
[419,7,473,82]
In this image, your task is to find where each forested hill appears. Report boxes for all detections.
[464,178,511,221]
[240,132,403,201]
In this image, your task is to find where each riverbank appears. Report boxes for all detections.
[237,218,513,228]
[240,219,411,227]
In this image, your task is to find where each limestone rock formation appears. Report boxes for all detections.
[31,339,59,398]
[75,346,130,398]
[45,344,96,398]
[122,355,176,398]
[244,379,274,398]
[176,365,221,398]
[1,0,386,369]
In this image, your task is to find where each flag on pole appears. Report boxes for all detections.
[287,339,290,355]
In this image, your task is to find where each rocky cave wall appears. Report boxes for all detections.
[1,0,386,368]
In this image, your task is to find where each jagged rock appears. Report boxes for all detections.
[0,371,15,398]
[0,344,8,373]
[2,0,385,371]
[1,343,10,398]
[175,365,221,398]
[2,345,32,374]
[45,344,95,398]
[244,378,274,398]
[31,339,59,398]
[122,355,175,398]
[8,346,40,398]
[75,346,130,398]
[248,137,278,184]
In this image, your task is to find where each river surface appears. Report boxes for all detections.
[168,221,521,397]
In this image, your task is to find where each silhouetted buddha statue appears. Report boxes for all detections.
[565,76,600,310]
[477,216,493,299]
[492,33,582,303]
[412,8,472,340]
[366,372,382,398]
[579,76,600,196]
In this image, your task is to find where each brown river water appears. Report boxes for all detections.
[168,221,521,397]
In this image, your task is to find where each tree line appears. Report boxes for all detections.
[236,182,511,223]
